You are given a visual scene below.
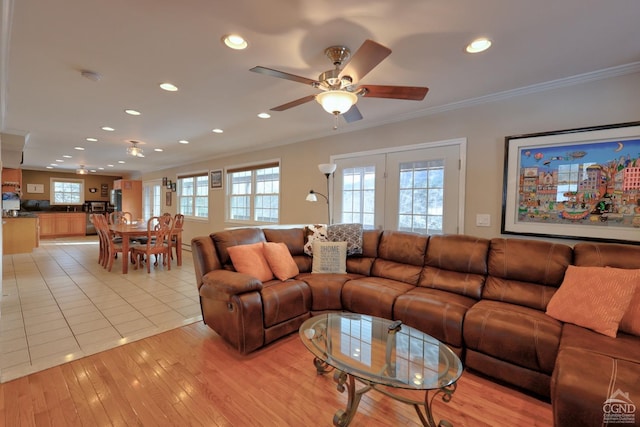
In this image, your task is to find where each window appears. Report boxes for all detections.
[334,141,464,234]
[397,160,444,234]
[50,178,84,205]
[227,162,280,223]
[342,166,376,228]
[177,173,208,218]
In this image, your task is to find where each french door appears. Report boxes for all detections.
[332,139,465,234]
[142,180,163,220]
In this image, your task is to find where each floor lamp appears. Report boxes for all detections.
[306,163,337,224]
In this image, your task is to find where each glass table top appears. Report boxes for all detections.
[299,312,463,391]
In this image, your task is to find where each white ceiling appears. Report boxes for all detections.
[1,0,640,175]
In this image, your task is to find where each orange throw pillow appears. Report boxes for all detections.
[227,242,273,282]
[263,242,299,281]
[619,284,640,336]
[546,265,638,337]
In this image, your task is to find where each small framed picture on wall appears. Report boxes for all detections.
[210,169,223,190]
[166,191,172,206]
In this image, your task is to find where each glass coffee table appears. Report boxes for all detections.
[299,313,462,427]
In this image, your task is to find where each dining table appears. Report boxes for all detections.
[109,222,148,274]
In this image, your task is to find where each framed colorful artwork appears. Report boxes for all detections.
[502,121,640,244]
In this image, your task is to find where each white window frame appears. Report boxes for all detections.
[177,172,209,220]
[226,160,280,225]
[49,177,85,205]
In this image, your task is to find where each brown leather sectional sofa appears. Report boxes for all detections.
[191,227,640,427]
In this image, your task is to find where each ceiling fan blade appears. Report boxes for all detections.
[270,94,317,111]
[360,85,429,101]
[342,104,363,123]
[339,40,391,84]
[250,66,318,86]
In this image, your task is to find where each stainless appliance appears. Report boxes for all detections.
[90,201,107,212]
[111,189,122,211]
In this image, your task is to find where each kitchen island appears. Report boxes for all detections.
[2,214,39,254]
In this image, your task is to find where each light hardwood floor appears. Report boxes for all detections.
[0,321,553,426]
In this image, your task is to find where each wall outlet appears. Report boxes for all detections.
[476,214,491,227]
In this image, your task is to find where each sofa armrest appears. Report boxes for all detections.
[201,269,263,300]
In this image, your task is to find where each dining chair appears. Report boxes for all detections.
[90,214,107,266]
[94,213,127,272]
[169,213,185,265]
[130,216,173,273]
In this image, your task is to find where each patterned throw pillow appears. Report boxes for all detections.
[546,265,638,337]
[328,223,363,256]
[311,241,347,274]
[303,224,328,256]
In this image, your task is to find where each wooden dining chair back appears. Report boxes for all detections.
[109,211,132,225]
[130,216,173,273]
[91,214,107,266]
[93,213,125,272]
[169,214,185,265]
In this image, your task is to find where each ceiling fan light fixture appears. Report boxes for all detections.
[316,90,357,115]
[76,165,88,175]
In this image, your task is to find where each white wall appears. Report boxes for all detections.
[142,71,640,245]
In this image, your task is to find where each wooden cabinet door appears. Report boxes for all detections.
[38,214,56,237]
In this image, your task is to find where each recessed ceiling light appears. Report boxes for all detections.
[63,155,72,158]
[50,163,58,166]
[118,160,125,164]
[466,38,492,53]
[86,137,98,142]
[46,166,53,169]
[222,34,248,50]
[178,139,189,144]
[107,164,114,167]
[101,126,115,131]
[89,169,97,173]
[212,128,224,134]
[55,159,64,162]
[258,112,271,119]
[125,109,141,116]
[74,146,85,150]
[160,82,178,92]
[98,167,104,170]
[154,148,163,152]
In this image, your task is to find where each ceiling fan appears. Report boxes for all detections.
[250,39,429,125]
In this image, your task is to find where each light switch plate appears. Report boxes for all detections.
[476,214,491,227]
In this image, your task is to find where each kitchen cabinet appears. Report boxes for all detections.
[37,213,86,237]
[3,217,38,254]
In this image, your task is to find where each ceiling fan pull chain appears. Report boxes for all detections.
[333,113,339,130]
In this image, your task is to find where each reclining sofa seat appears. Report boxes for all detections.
[342,231,428,319]
[463,238,573,398]
[394,234,490,358]
[194,227,313,354]
[551,242,640,426]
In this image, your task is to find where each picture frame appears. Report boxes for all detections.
[210,169,223,190]
[171,182,176,192]
[166,179,172,190]
[166,191,172,206]
[502,121,640,244]
[162,177,168,186]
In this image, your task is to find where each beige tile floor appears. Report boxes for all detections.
[0,236,202,383]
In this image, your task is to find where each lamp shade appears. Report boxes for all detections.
[318,163,337,175]
[316,90,357,115]
[306,192,318,202]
